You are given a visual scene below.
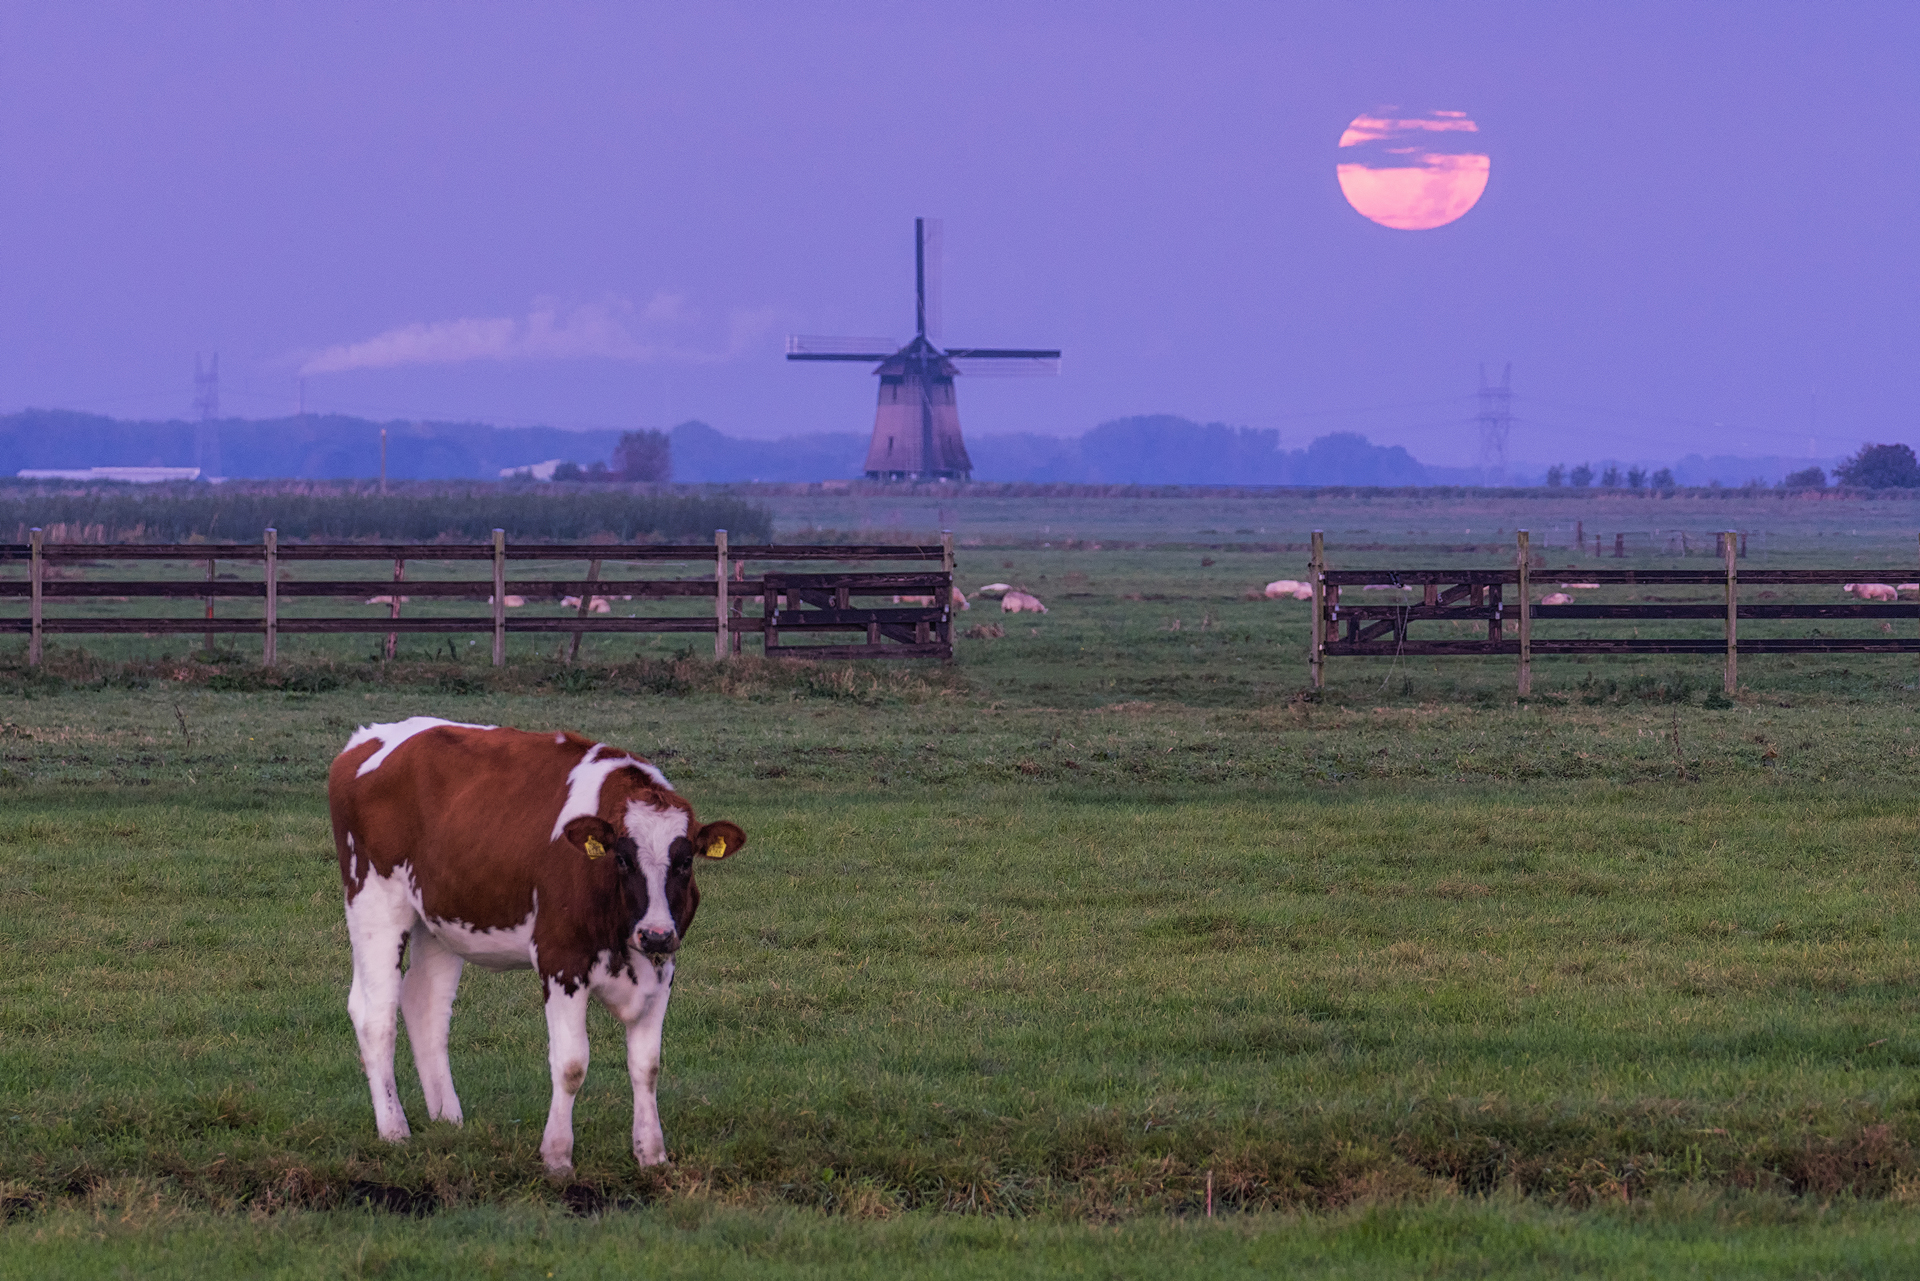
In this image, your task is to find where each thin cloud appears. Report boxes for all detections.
[1339,112,1480,148]
[300,294,775,375]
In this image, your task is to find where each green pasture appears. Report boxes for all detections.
[7,489,1920,1274]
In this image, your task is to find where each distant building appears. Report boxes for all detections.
[499,459,566,480]
[18,467,202,483]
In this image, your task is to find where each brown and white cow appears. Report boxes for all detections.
[327,716,745,1172]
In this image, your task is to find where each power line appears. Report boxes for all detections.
[192,353,221,477]
[192,353,220,421]
[1264,393,1474,422]
[1477,362,1511,480]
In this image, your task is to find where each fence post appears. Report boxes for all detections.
[1723,530,1737,694]
[714,529,730,661]
[205,558,216,653]
[28,527,43,667]
[941,530,955,653]
[1516,530,1532,696]
[1309,530,1326,690]
[386,558,405,661]
[263,527,278,667]
[491,529,506,667]
[566,558,601,666]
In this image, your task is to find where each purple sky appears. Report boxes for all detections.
[1,3,1914,467]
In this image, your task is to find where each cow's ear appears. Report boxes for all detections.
[563,816,621,860]
[692,820,745,860]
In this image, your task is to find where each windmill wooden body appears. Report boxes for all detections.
[788,219,1059,481]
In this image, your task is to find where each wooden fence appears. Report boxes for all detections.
[0,528,955,666]
[1307,528,1920,695]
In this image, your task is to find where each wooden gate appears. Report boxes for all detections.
[1306,528,1920,696]
[761,571,953,660]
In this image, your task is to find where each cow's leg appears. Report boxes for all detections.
[399,923,465,1125]
[539,979,592,1172]
[603,961,675,1166]
[344,871,416,1142]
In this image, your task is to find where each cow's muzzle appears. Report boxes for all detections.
[637,926,680,955]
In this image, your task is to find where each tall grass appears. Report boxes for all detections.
[0,483,773,544]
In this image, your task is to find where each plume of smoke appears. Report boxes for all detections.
[300,295,776,375]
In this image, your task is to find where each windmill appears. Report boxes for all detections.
[787,218,1060,481]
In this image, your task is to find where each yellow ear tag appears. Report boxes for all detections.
[703,839,728,859]
[583,836,606,859]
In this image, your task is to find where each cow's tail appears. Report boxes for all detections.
[326,753,363,889]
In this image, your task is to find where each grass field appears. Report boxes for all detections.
[6,490,1920,1276]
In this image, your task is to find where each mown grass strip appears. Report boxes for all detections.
[7,1194,1920,1280]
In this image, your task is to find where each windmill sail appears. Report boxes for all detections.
[786,335,898,361]
[920,217,943,345]
[950,357,1060,377]
[787,218,1058,481]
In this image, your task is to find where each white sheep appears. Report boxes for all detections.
[892,587,970,610]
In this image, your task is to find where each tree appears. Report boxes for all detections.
[552,461,584,482]
[1651,468,1675,490]
[1569,463,1593,488]
[1835,443,1920,488]
[1781,465,1826,488]
[1545,464,1564,487]
[1626,466,1647,490]
[614,429,672,483]
[1600,465,1621,487]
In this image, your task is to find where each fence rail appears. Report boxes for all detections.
[1307,528,1920,695]
[1,528,955,665]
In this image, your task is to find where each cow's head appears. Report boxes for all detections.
[564,803,744,957]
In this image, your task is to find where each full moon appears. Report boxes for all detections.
[1337,108,1489,230]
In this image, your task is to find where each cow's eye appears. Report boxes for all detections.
[668,836,693,867]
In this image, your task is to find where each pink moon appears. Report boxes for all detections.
[1336,108,1489,230]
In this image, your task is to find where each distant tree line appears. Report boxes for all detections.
[338,417,1452,487]
[0,486,772,543]
[0,408,632,481]
[11,404,1916,490]
[1832,443,1920,488]
[1544,443,1920,492]
[1545,463,1673,491]
[551,430,673,484]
